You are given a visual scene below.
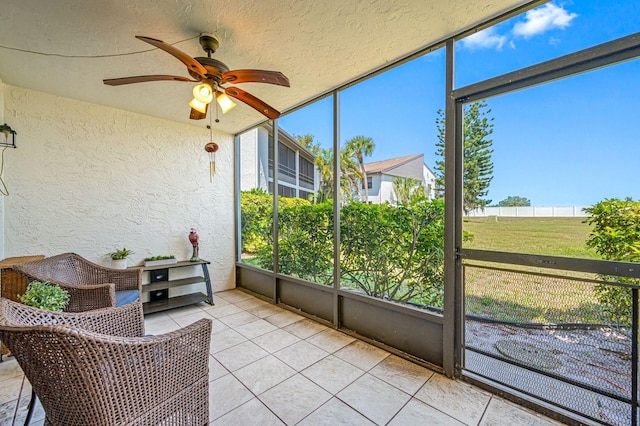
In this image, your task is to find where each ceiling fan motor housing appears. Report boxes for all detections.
[199,34,219,55]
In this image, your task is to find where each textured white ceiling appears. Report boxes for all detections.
[0,0,527,134]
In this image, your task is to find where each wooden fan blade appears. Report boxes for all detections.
[135,36,208,77]
[222,70,290,87]
[189,104,208,120]
[224,87,281,119]
[103,75,197,86]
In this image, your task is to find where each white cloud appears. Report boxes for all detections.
[513,3,577,38]
[460,27,507,50]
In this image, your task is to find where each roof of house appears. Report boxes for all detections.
[364,154,423,174]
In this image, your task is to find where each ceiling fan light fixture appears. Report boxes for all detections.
[189,98,208,113]
[192,83,213,104]
[216,92,237,114]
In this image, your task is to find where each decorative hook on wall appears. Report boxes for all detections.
[204,142,219,182]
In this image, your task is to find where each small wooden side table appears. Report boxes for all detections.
[0,255,45,359]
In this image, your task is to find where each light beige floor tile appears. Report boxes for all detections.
[0,375,26,405]
[252,329,301,353]
[0,358,24,379]
[209,355,229,382]
[248,304,285,319]
[298,397,376,426]
[274,340,329,371]
[259,374,331,425]
[213,341,269,372]
[209,296,230,307]
[7,393,45,425]
[480,397,563,426]
[203,304,244,318]
[264,310,305,328]
[211,397,285,426]
[143,311,171,325]
[283,318,328,339]
[172,310,216,328]
[144,319,181,335]
[234,355,296,395]
[337,374,411,425]
[307,329,356,353]
[369,355,434,395]
[235,297,268,310]
[209,374,254,421]
[388,398,464,426]
[215,290,254,303]
[209,328,248,354]
[218,311,260,328]
[0,398,19,425]
[415,373,491,426]
[235,319,279,339]
[166,304,205,320]
[334,340,389,371]
[301,355,365,394]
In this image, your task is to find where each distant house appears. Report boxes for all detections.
[239,125,318,199]
[362,154,436,204]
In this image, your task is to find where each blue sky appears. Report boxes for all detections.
[278,1,640,207]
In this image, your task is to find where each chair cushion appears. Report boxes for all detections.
[115,290,140,307]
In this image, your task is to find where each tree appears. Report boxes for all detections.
[313,147,362,204]
[434,100,494,214]
[345,136,375,203]
[497,196,531,207]
[295,133,320,155]
[392,176,423,204]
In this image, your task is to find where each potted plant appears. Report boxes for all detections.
[18,281,70,312]
[144,255,178,267]
[109,248,133,269]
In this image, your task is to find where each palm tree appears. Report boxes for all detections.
[392,176,421,204]
[313,147,362,204]
[339,149,362,204]
[314,148,333,203]
[345,136,375,203]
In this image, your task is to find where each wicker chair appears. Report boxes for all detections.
[12,252,142,312]
[0,298,212,426]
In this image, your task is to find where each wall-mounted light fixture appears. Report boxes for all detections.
[0,124,17,149]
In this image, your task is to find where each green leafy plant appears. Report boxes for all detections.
[584,198,640,325]
[254,196,446,308]
[18,281,70,312]
[144,255,176,261]
[110,248,133,260]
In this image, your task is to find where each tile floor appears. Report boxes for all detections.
[0,289,565,425]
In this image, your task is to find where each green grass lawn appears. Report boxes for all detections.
[463,216,598,259]
[462,217,608,323]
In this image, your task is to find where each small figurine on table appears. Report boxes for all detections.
[189,228,200,262]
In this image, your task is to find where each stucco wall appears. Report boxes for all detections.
[2,85,235,293]
[239,128,258,191]
[0,79,5,259]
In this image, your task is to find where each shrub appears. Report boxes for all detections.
[19,281,70,312]
[270,202,334,284]
[240,189,273,254]
[243,190,446,308]
[241,189,311,255]
[585,198,640,325]
[341,197,444,307]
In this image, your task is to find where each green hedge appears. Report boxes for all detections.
[242,190,444,308]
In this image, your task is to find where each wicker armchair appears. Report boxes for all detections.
[12,252,142,312]
[0,298,212,426]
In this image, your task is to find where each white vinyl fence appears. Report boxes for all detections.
[466,206,589,217]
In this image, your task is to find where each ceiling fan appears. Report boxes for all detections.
[103,34,289,120]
